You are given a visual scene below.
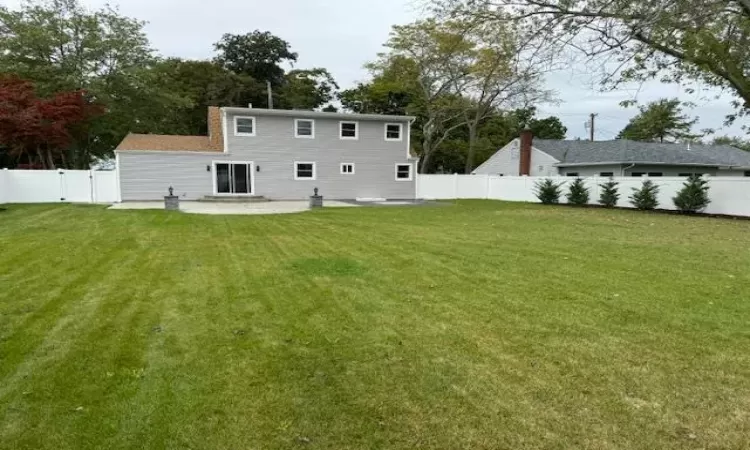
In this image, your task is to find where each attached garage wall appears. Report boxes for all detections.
[118,152,228,201]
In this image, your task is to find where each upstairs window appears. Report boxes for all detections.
[295,119,315,138]
[340,121,358,140]
[234,116,256,136]
[385,123,403,141]
[395,164,412,181]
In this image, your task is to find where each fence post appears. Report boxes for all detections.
[453,173,459,198]
[58,169,65,202]
[89,170,95,204]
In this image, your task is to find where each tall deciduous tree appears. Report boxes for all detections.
[453,12,554,173]
[340,83,412,117]
[149,59,265,134]
[277,68,339,110]
[711,135,750,151]
[0,76,103,169]
[214,31,298,87]
[373,19,477,173]
[0,0,185,167]
[435,0,750,125]
[617,98,699,142]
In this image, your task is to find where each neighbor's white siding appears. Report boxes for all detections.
[558,165,748,178]
[560,164,622,177]
[473,139,559,176]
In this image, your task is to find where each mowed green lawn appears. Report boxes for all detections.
[1,202,749,450]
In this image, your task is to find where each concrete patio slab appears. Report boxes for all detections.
[108,200,359,215]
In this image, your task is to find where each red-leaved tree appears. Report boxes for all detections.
[0,76,103,169]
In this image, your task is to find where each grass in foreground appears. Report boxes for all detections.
[0,201,749,450]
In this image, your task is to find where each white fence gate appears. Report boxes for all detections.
[0,169,118,204]
[417,174,750,217]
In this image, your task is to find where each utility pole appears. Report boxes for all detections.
[266,80,273,109]
[589,113,597,141]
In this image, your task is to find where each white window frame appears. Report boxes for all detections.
[234,116,256,137]
[294,119,315,139]
[294,161,317,180]
[339,121,359,140]
[340,163,355,175]
[395,163,413,181]
[385,123,403,142]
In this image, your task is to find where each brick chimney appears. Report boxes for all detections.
[208,106,224,151]
[519,127,532,176]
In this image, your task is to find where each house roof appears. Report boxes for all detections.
[533,139,750,168]
[222,107,416,122]
[116,134,220,152]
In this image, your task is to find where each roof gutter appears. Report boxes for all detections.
[222,106,416,122]
[554,161,726,168]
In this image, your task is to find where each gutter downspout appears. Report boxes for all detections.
[622,163,635,176]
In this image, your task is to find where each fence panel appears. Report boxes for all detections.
[456,175,488,198]
[0,170,7,204]
[93,171,119,203]
[417,175,459,199]
[4,170,64,203]
[0,170,118,204]
[418,174,750,217]
[62,171,95,203]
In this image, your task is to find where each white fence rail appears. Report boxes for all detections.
[418,174,750,217]
[0,169,118,204]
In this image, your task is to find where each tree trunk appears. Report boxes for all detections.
[419,148,433,174]
[464,121,478,174]
[46,148,55,169]
[36,146,46,169]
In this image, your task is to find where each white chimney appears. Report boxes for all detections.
[687,141,691,151]
[247,103,253,109]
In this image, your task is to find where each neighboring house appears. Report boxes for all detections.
[473,129,750,177]
[115,107,418,201]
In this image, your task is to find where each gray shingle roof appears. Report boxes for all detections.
[532,139,750,167]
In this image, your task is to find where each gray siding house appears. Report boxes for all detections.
[474,130,750,177]
[115,107,418,201]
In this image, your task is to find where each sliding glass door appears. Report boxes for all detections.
[215,162,253,195]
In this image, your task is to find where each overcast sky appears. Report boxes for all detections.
[6,0,746,139]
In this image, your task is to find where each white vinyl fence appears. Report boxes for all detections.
[0,169,118,204]
[418,174,750,217]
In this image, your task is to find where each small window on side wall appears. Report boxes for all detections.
[235,116,255,136]
[631,172,645,177]
[566,172,579,177]
[341,163,355,175]
[295,119,315,138]
[395,164,412,181]
[648,172,663,177]
[385,123,403,141]
[340,121,358,139]
[599,172,614,177]
[744,171,750,177]
[294,162,316,180]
